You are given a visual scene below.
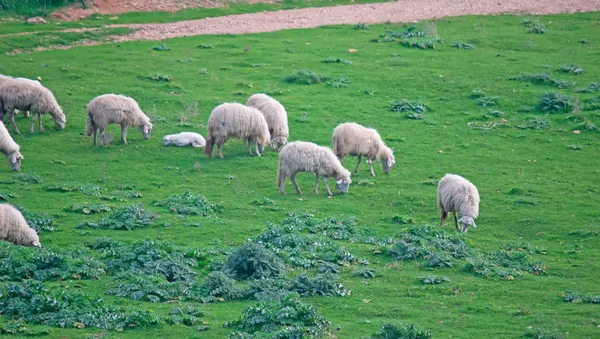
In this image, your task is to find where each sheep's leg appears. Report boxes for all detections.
[38,113,44,131]
[453,211,459,230]
[368,159,376,177]
[100,128,108,146]
[29,113,36,134]
[255,142,261,157]
[279,174,286,194]
[323,177,333,196]
[291,172,302,195]
[120,125,127,144]
[247,141,253,155]
[92,128,97,145]
[338,155,344,163]
[260,143,265,153]
[9,111,20,135]
[440,210,448,227]
[217,141,224,159]
[313,174,319,194]
[354,155,361,174]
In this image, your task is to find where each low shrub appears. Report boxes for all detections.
[155,190,218,216]
[222,242,285,280]
[284,69,330,84]
[368,322,433,339]
[76,203,157,230]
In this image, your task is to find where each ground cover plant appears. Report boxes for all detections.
[0,12,598,339]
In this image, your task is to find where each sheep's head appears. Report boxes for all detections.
[53,112,66,129]
[335,171,352,194]
[141,123,153,140]
[382,156,396,175]
[7,151,23,171]
[270,136,288,151]
[163,135,171,146]
[458,216,477,233]
[27,229,41,247]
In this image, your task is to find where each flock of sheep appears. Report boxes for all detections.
[0,73,480,249]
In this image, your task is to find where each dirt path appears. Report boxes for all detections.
[106,0,600,42]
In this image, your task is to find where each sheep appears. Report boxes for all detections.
[204,103,270,158]
[163,132,206,148]
[0,75,42,119]
[277,141,352,196]
[0,121,23,171]
[437,173,480,233]
[86,94,153,146]
[0,80,66,135]
[246,93,289,151]
[0,204,41,247]
[332,122,396,177]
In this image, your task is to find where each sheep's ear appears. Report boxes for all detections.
[472,221,477,228]
[336,179,343,185]
[387,158,393,167]
[10,154,16,163]
[143,126,149,134]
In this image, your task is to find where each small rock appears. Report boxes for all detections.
[25,16,47,24]
[573,130,580,134]
[347,48,358,53]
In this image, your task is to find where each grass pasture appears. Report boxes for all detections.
[0,12,599,339]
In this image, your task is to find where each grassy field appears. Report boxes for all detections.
[0,12,599,339]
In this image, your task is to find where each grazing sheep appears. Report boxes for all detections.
[277,141,352,196]
[86,94,153,146]
[163,132,206,148]
[0,121,23,171]
[0,204,41,247]
[437,173,480,233]
[246,93,289,151]
[204,103,270,158]
[0,80,66,135]
[0,75,41,119]
[332,122,395,176]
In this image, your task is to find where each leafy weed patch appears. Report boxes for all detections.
[154,190,219,216]
[76,203,157,230]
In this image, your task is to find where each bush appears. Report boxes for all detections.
[420,275,451,285]
[225,293,332,338]
[76,203,157,230]
[200,271,243,301]
[165,306,208,327]
[558,63,584,75]
[353,268,376,279]
[517,116,552,130]
[107,275,188,302]
[284,69,330,84]
[0,281,160,331]
[223,242,285,280]
[155,190,219,216]
[563,292,600,304]
[289,273,350,297]
[389,99,427,113]
[368,322,433,339]
[537,92,570,112]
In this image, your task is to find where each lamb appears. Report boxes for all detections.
[277,141,352,196]
[163,132,206,148]
[0,204,41,247]
[437,173,480,233]
[204,103,270,158]
[86,94,153,146]
[332,122,395,176]
[0,121,23,171]
[246,93,289,151]
[0,80,66,135]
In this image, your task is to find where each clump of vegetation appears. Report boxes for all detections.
[284,69,330,84]
[575,81,600,93]
[4,174,42,185]
[389,99,427,113]
[353,23,370,30]
[451,41,475,50]
[142,74,173,82]
[368,322,433,339]
[198,271,243,302]
[76,203,157,230]
[0,320,52,336]
[582,96,600,111]
[107,275,190,302]
[165,306,208,328]
[353,268,376,279]
[70,203,111,214]
[100,189,142,201]
[155,190,218,216]
[46,182,102,195]
[198,43,215,49]
[322,57,352,65]
[562,292,600,304]
[252,198,275,206]
[470,89,485,98]
[152,43,171,51]
[391,215,416,224]
[522,328,565,339]
[477,96,498,107]
[225,293,332,338]
[508,72,575,88]
[0,242,106,282]
[537,92,570,112]
[558,63,584,74]
[420,275,451,285]
[0,281,160,331]
[223,242,285,280]
[15,206,55,233]
[289,273,351,296]
[327,78,350,88]
[528,23,547,34]
[374,25,442,50]
[0,191,16,201]
[517,116,552,130]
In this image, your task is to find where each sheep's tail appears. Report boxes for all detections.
[85,116,94,136]
[277,164,283,188]
[204,135,213,156]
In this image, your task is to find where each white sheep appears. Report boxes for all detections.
[0,204,41,247]
[86,94,153,146]
[332,122,395,176]
[246,93,288,151]
[0,80,66,135]
[0,121,24,171]
[277,141,352,196]
[204,103,270,158]
[163,132,206,148]
[0,74,41,119]
[437,173,480,232]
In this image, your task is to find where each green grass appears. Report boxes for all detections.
[0,12,599,338]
